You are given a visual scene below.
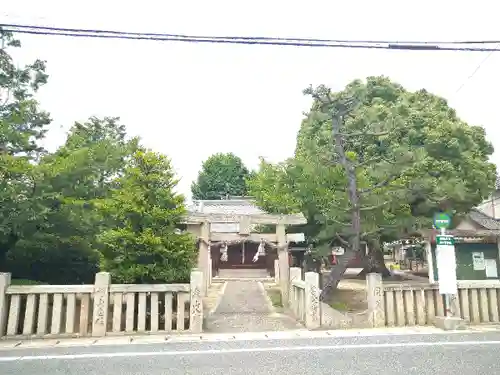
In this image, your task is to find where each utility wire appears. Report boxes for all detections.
[455,44,500,93]
[2,24,500,52]
[2,23,500,45]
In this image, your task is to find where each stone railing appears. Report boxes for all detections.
[377,280,500,327]
[288,270,500,329]
[288,267,320,329]
[0,270,203,339]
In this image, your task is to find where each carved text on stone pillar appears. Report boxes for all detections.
[94,288,106,325]
[191,288,202,317]
[310,285,320,321]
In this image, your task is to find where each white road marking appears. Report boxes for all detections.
[2,340,500,362]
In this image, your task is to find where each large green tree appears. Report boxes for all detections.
[0,29,51,271]
[5,117,139,283]
[0,28,198,285]
[191,152,251,200]
[98,149,197,283]
[249,76,496,290]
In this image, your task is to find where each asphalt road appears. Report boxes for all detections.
[2,331,500,375]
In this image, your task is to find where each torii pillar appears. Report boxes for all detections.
[198,221,210,296]
[276,223,290,304]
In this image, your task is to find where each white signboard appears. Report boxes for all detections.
[331,247,345,256]
[472,252,486,271]
[210,223,240,233]
[286,233,305,243]
[485,259,498,278]
[435,235,457,295]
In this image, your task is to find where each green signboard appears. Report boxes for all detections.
[433,213,451,229]
[436,235,455,246]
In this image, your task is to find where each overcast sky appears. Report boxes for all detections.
[2,1,500,200]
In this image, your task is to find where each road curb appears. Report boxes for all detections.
[2,325,498,351]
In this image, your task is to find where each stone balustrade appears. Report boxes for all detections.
[0,270,203,339]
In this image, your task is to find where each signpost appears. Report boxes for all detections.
[433,213,457,316]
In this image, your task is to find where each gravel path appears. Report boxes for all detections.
[205,281,303,333]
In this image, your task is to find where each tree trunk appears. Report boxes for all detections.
[319,246,358,301]
[360,240,392,277]
[320,108,362,301]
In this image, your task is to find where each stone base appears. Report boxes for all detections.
[434,316,466,331]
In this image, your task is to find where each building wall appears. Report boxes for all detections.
[455,218,484,231]
[476,190,500,219]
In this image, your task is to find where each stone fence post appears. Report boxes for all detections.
[0,273,11,337]
[274,259,280,284]
[305,272,321,329]
[366,273,384,327]
[189,269,204,333]
[289,267,301,307]
[92,272,111,337]
[207,251,212,288]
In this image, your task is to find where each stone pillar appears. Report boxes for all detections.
[0,273,11,337]
[305,272,321,329]
[366,273,385,327]
[277,223,289,304]
[92,272,111,337]
[274,259,280,284]
[189,269,204,333]
[425,241,434,283]
[289,267,302,312]
[207,250,212,287]
[198,221,210,295]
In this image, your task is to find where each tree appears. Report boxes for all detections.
[97,149,197,283]
[191,153,251,200]
[4,117,139,283]
[0,29,51,270]
[302,84,420,296]
[250,76,497,296]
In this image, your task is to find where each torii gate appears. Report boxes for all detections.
[185,210,306,301]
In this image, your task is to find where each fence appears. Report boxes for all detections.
[0,270,203,339]
[287,267,500,329]
[288,267,320,329]
[376,280,500,327]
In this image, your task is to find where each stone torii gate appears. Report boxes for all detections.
[185,208,306,301]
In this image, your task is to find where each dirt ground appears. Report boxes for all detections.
[324,268,430,313]
[203,282,225,314]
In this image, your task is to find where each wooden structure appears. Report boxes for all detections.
[185,197,307,298]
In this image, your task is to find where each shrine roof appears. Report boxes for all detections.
[186,198,306,225]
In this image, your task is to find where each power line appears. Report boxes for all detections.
[2,23,500,45]
[1,24,500,52]
[455,44,500,94]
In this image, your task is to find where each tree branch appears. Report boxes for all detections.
[359,175,398,194]
[354,156,383,168]
[361,228,384,238]
[329,216,352,227]
[335,232,350,246]
[359,201,391,211]
[343,131,389,138]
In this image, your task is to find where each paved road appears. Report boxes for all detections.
[2,331,500,374]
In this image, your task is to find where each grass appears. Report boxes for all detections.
[329,301,349,311]
[327,289,367,312]
[267,287,284,308]
[11,279,47,285]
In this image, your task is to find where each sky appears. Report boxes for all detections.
[2,1,500,201]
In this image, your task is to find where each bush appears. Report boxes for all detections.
[6,233,100,284]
